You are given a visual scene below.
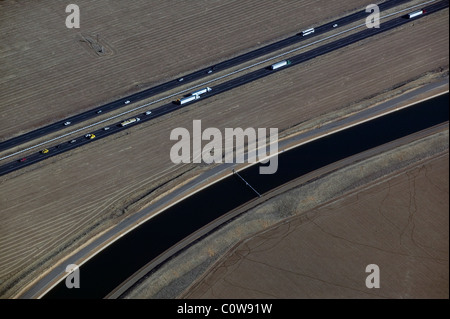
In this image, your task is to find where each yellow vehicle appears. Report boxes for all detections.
[85,133,96,139]
[41,149,49,154]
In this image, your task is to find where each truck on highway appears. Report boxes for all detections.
[191,87,212,97]
[175,94,199,105]
[174,87,212,105]
[406,9,425,18]
[120,117,140,127]
[301,28,315,36]
[269,60,292,70]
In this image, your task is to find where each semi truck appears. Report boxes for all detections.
[191,87,212,97]
[174,87,212,105]
[269,60,292,70]
[301,28,315,36]
[407,9,425,18]
[120,117,140,127]
[175,94,199,105]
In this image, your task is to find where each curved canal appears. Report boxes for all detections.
[44,93,448,298]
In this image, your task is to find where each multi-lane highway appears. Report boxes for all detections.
[40,92,450,299]
[0,0,420,153]
[0,0,447,177]
[11,0,449,299]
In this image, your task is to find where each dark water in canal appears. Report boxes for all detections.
[44,93,448,298]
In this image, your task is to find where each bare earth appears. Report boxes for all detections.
[0,0,378,141]
[125,127,449,299]
[183,151,449,299]
[0,1,448,298]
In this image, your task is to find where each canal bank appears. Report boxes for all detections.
[41,89,448,299]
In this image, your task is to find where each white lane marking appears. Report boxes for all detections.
[0,0,439,162]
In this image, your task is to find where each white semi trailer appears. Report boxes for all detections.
[175,87,212,105]
[191,87,212,97]
[407,9,425,18]
[269,60,292,70]
[120,117,140,127]
[301,28,315,36]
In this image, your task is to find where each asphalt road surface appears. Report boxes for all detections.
[1,0,447,177]
[0,0,415,153]
[22,79,448,299]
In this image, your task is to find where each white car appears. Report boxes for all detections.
[103,127,110,131]
[145,111,152,115]
[64,121,71,126]
[124,100,130,104]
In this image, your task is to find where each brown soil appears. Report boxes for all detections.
[123,126,448,299]
[0,0,378,141]
[183,152,449,298]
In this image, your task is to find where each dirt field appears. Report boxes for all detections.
[182,152,449,299]
[0,0,378,141]
[0,2,448,298]
[125,128,449,299]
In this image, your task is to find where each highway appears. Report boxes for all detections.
[0,0,419,153]
[0,0,448,177]
[18,74,448,298]
[38,90,449,299]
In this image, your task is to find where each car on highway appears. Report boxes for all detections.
[41,149,49,154]
[96,110,102,114]
[18,158,27,162]
[64,121,71,126]
[124,100,130,104]
[145,111,152,115]
[69,139,77,144]
[85,133,96,139]
[333,23,338,28]
[103,127,110,131]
